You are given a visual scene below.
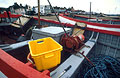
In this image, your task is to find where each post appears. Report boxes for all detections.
[89,2,92,19]
[38,0,40,26]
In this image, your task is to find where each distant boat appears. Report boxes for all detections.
[63,13,120,24]
[59,13,120,36]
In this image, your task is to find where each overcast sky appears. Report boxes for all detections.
[0,0,120,14]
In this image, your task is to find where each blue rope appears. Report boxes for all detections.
[77,55,120,78]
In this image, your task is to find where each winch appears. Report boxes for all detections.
[60,34,85,53]
[60,30,95,67]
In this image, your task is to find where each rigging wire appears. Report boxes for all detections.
[47,0,69,37]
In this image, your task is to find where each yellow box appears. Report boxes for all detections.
[28,37,62,71]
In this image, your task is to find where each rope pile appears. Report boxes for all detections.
[77,55,120,78]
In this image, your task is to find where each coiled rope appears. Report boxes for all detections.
[77,55,120,78]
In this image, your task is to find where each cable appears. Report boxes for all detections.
[47,0,69,37]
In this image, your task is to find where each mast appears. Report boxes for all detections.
[38,0,40,26]
[89,2,92,19]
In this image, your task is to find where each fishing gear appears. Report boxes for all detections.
[77,55,120,78]
[47,0,95,76]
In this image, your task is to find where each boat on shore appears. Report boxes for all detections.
[64,13,120,24]
[59,13,120,36]
[0,11,120,78]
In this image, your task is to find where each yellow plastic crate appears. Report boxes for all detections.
[28,37,62,71]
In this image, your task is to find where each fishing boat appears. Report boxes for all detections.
[64,13,120,24]
[59,13,120,36]
[0,3,120,78]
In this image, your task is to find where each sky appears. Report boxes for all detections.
[0,0,120,14]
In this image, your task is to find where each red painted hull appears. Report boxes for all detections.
[0,49,50,78]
